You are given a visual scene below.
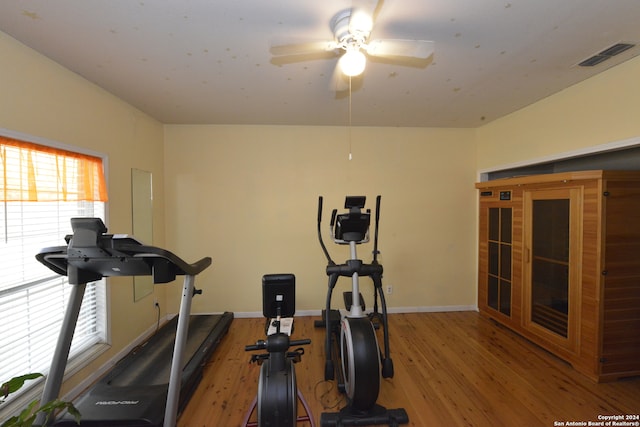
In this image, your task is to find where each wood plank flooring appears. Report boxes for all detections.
[178,312,640,426]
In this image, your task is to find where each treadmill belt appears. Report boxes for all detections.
[108,315,223,386]
[53,312,233,427]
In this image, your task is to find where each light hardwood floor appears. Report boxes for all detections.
[178,312,640,426]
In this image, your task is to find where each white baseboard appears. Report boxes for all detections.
[233,305,478,319]
[233,309,320,318]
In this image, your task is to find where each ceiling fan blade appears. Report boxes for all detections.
[270,39,338,56]
[270,50,340,66]
[365,39,434,59]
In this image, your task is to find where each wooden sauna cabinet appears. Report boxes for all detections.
[476,170,640,382]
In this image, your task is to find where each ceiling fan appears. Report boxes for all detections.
[269,0,435,91]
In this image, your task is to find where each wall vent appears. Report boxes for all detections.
[578,42,635,67]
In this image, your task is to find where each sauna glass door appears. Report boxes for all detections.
[487,207,512,316]
[524,188,581,346]
[531,199,570,336]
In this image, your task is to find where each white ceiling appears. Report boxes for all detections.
[1,0,639,128]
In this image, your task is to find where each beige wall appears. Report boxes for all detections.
[476,55,640,171]
[5,19,638,401]
[164,125,478,313]
[0,32,166,395]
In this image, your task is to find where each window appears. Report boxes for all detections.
[0,134,108,395]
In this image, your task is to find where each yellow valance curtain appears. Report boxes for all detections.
[1,135,108,202]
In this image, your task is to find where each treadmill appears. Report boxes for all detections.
[35,218,233,427]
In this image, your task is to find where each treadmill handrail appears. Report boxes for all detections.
[35,218,211,281]
[36,245,211,277]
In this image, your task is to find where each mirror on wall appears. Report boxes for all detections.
[132,168,154,301]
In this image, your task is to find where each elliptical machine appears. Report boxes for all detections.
[315,196,408,426]
[243,274,315,427]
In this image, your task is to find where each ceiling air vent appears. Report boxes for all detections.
[578,42,635,67]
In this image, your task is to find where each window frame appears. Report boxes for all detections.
[0,127,110,415]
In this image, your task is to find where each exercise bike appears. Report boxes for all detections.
[315,196,408,426]
[242,274,315,427]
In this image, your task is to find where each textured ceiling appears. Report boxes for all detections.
[1,0,639,127]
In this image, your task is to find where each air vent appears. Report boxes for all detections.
[578,42,635,67]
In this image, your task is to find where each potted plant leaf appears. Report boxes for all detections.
[1,374,80,427]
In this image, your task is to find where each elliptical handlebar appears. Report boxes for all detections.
[330,209,337,227]
[317,196,335,266]
[372,195,381,263]
[317,196,324,223]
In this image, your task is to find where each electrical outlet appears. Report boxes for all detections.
[386,285,392,295]
[153,296,159,307]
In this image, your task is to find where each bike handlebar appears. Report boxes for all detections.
[245,338,310,352]
[245,340,266,352]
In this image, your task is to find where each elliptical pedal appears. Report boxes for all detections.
[320,405,409,427]
[313,309,342,330]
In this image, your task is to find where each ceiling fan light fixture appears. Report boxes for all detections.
[339,48,366,76]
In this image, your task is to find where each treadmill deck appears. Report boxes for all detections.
[54,312,233,427]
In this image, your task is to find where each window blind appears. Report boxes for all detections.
[0,136,107,392]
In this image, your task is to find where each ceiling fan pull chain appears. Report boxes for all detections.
[348,76,353,161]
